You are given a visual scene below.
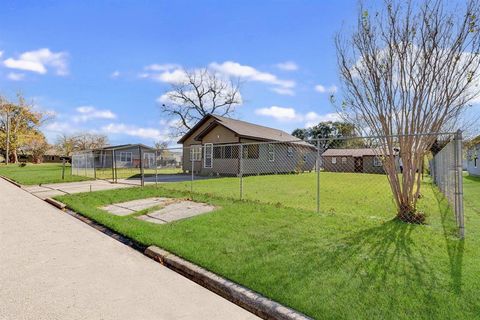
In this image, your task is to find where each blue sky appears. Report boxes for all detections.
[0,0,365,145]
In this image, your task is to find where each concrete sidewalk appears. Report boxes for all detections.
[0,178,258,320]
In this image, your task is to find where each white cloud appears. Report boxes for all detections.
[7,72,25,81]
[73,106,116,123]
[210,61,295,89]
[0,51,3,58]
[141,61,295,95]
[255,105,341,127]
[3,48,68,75]
[44,121,77,134]
[145,63,181,72]
[276,61,298,71]
[314,84,337,94]
[255,106,300,121]
[271,87,295,96]
[303,112,341,127]
[111,70,120,78]
[102,123,171,141]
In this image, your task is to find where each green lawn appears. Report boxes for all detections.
[56,173,480,319]
[165,172,440,223]
[0,163,93,185]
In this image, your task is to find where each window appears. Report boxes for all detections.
[287,147,293,157]
[268,144,275,162]
[341,157,347,164]
[224,146,233,159]
[332,157,337,164]
[475,157,477,168]
[303,154,308,161]
[120,152,132,162]
[244,144,259,159]
[204,143,213,168]
[213,146,222,158]
[144,152,155,168]
[373,156,382,167]
[190,146,201,161]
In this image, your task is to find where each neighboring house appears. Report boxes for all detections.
[178,114,317,176]
[322,148,398,174]
[73,144,156,170]
[43,148,66,163]
[466,142,479,177]
[17,147,65,163]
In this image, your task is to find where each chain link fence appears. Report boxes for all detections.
[71,132,465,237]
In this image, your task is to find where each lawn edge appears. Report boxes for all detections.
[145,245,313,320]
[0,175,23,188]
[57,204,312,320]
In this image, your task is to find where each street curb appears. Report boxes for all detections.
[145,245,313,320]
[45,197,67,209]
[0,175,22,188]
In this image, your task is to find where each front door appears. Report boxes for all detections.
[354,157,363,173]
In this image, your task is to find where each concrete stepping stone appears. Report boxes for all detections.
[137,201,215,224]
[101,197,169,216]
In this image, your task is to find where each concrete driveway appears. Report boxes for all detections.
[0,178,258,320]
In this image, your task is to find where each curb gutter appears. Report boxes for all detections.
[0,175,22,188]
[145,246,312,320]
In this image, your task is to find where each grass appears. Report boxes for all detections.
[0,163,92,185]
[94,167,183,180]
[56,172,480,319]
[164,172,440,223]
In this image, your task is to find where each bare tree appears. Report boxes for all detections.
[161,68,242,135]
[73,133,109,151]
[55,133,77,156]
[336,0,480,222]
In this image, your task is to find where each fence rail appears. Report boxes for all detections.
[71,131,465,237]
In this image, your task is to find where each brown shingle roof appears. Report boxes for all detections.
[322,148,388,157]
[178,114,314,148]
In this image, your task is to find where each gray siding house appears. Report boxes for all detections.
[466,142,479,177]
[95,144,156,169]
[178,114,317,176]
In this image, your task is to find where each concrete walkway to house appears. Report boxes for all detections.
[0,178,258,320]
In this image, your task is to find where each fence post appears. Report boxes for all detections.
[239,144,243,200]
[139,145,144,187]
[93,153,97,179]
[191,148,194,197]
[316,138,320,214]
[84,153,87,177]
[455,130,465,238]
[155,150,158,187]
[112,149,117,183]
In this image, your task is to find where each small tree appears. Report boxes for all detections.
[24,132,49,163]
[161,68,242,135]
[336,0,480,222]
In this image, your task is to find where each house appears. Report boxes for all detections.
[322,148,397,174]
[466,142,479,177]
[72,144,157,172]
[177,114,317,176]
[94,144,157,169]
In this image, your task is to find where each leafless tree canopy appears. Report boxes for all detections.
[56,133,109,155]
[161,68,242,135]
[336,0,480,222]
